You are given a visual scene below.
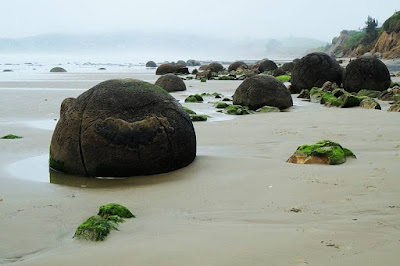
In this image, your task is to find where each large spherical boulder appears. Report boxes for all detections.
[156,64,177,75]
[291,53,342,93]
[258,60,278,73]
[50,67,67,72]
[155,74,186,92]
[343,57,391,92]
[50,79,196,177]
[228,61,248,72]
[233,75,293,110]
[207,62,224,73]
[146,61,157,67]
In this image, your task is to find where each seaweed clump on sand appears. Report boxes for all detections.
[1,134,23,139]
[287,140,356,165]
[74,203,135,241]
[182,106,208,122]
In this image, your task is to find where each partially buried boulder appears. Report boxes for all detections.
[146,61,157,67]
[343,57,391,92]
[281,62,295,73]
[291,53,342,93]
[155,74,186,92]
[50,79,196,177]
[50,67,67,72]
[233,75,293,110]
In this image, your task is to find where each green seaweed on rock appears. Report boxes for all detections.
[288,140,356,165]
[74,203,135,241]
[225,105,252,115]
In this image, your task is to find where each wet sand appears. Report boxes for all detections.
[0,71,400,265]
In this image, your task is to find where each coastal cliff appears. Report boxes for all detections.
[317,11,400,58]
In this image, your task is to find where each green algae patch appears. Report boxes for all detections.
[288,140,356,165]
[185,94,204,103]
[74,203,135,241]
[183,106,196,115]
[98,203,135,218]
[215,102,230,109]
[200,78,207,82]
[225,105,252,115]
[222,97,231,101]
[74,215,121,241]
[1,134,23,139]
[212,92,223,99]
[49,156,65,172]
[256,106,280,112]
[321,92,343,107]
[276,75,291,83]
[339,93,362,108]
[310,87,323,103]
[190,114,208,122]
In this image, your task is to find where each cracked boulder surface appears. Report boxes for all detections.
[50,79,197,177]
[343,57,391,92]
[155,74,186,92]
[291,53,342,93]
[233,74,293,110]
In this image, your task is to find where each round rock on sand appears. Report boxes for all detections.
[155,74,186,92]
[50,79,196,177]
[207,62,224,73]
[343,57,391,92]
[258,59,278,72]
[228,61,248,72]
[50,67,67,72]
[146,61,157,67]
[233,75,293,110]
[291,52,342,93]
[156,64,178,75]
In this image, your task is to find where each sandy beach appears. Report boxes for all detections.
[0,68,400,266]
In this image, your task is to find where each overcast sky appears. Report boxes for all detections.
[1,0,398,41]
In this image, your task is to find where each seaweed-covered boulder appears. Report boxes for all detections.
[228,61,248,72]
[50,67,67,72]
[298,89,310,99]
[357,89,382,98]
[156,64,178,75]
[50,79,196,177]
[155,74,186,92]
[258,59,278,73]
[225,105,252,115]
[291,53,342,93]
[287,140,356,165]
[207,62,224,73]
[321,81,339,92]
[185,94,203,103]
[256,106,280,112]
[145,61,157,67]
[233,75,293,110]
[343,57,391,92]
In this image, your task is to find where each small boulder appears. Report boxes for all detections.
[50,67,67,72]
[155,74,186,92]
[176,60,187,67]
[228,61,248,72]
[146,61,157,68]
[207,62,224,73]
[287,140,356,165]
[257,59,278,73]
[359,97,381,110]
[233,75,293,110]
[156,64,178,75]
